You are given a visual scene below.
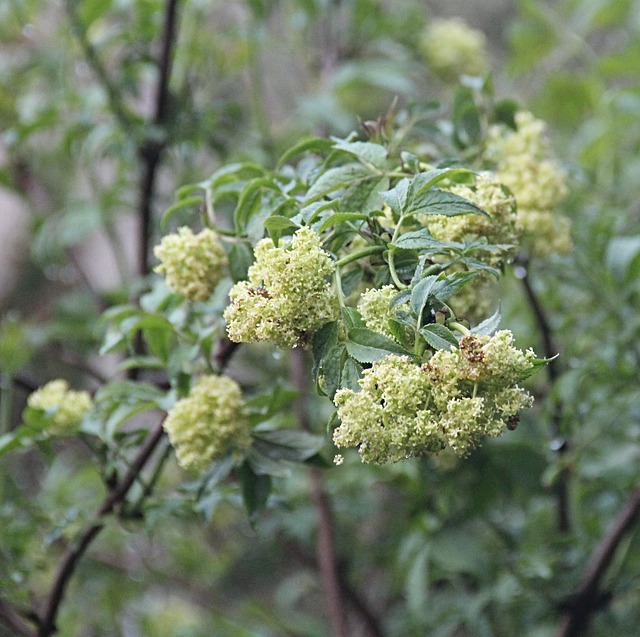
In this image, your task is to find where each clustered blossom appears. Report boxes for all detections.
[224,226,338,348]
[27,379,93,434]
[333,330,535,464]
[429,174,521,266]
[420,18,489,81]
[154,227,227,301]
[358,285,408,342]
[486,111,571,257]
[163,375,251,472]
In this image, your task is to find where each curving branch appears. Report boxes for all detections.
[0,598,36,637]
[37,418,166,637]
[556,485,640,637]
[517,261,571,533]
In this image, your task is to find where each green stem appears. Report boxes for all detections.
[334,268,346,310]
[335,245,384,268]
[449,321,471,336]
[387,248,407,289]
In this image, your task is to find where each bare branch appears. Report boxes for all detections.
[557,486,640,637]
[517,262,571,533]
[37,419,166,637]
[0,598,37,637]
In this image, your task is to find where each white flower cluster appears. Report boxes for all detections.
[27,379,93,434]
[224,227,338,349]
[487,111,571,257]
[154,227,227,301]
[420,18,489,81]
[163,375,251,472]
[333,331,535,464]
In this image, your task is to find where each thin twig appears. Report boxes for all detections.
[556,486,640,637]
[518,262,571,533]
[37,419,166,637]
[0,598,36,637]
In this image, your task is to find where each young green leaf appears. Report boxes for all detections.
[420,323,459,350]
[345,328,409,363]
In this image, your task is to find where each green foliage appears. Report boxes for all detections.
[1,0,640,636]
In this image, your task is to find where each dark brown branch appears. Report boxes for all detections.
[137,0,181,277]
[37,419,166,637]
[556,486,640,637]
[0,598,36,637]
[518,263,571,533]
[290,349,348,637]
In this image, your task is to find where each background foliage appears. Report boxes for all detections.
[1,0,640,636]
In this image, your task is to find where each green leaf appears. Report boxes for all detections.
[318,212,369,232]
[410,168,475,198]
[346,328,409,363]
[239,462,272,522]
[431,271,479,303]
[406,189,487,218]
[276,137,334,168]
[341,357,363,391]
[305,164,372,203]
[391,228,441,250]
[321,344,346,399]
[228,242,254,282]
[332,140,388,170]
[420,324,459,350]
[264,215,300,244]
[233,177,280,234]
[341,307,365,329]
[410,275,439,319]
[312,321,340,379]
[472,309,501,336]
[251,429,325,462]
[380,179,409,216]
[453,86,482,148]
[160,196,203,231]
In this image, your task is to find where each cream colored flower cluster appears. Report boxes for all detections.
[420,18,489,81]
[224,227,338,349]
[163,375,251,472]
[429,174,521,265]
[333,330,534,464]
[27,379,93,434]
[154,227,227,301]
[357,285,408,341]
[487,111,571,257]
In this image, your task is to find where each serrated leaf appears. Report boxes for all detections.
[407,189,487,217]
[341,307,365,329]
[321,344,346,399]
[380,179,410,216]
[318,212,369,232]
[431,271,479,303]
[410,168,475,198]
[264,215,300,244]
[420,323,459,350]
[410,275,439,318]
[228,242,254,282]
[392,228,441,250]
[305,163,372,203]
[346,328,409,363]
[332,140,388,170]
[234,177,281,234]
[341,357,363,391]
[519,355,557,381]
[312,321,340,379]
[472,309,502,336]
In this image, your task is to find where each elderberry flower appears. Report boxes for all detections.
[486,112,571,257]
[154,227,227,301]
[334,331,536,464]
[333,355,444,464]
[429,174,521,266]
[420,18,489,81]
[27,379,92,434]
[224,226,338,349]
[357,285,408,342]
[163,375,250,472]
